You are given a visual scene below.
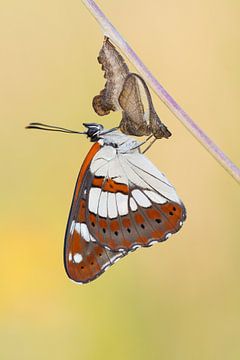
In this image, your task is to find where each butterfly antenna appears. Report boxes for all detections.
[25,122,86,135]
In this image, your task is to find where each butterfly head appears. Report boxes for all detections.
[26,122,119,142]
[26,121,139,151]
[83,123,104,142]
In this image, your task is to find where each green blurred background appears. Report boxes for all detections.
[0,0,239,359]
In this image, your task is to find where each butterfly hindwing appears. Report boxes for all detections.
[85,147,186,252]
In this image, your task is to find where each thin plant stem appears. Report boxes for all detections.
[81,0,240,184]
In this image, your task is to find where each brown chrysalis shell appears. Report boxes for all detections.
[93,37,171,139]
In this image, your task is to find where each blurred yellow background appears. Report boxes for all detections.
[0,0,239,359]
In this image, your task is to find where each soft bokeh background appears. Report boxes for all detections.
[0,0,239,359]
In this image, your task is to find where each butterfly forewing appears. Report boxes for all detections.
[64,143,125,284]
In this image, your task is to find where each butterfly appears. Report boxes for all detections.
[63,123,185,283]
[93,37,171,140]
[26,122,186,284]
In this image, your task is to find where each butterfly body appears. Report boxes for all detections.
[64,124,186,284]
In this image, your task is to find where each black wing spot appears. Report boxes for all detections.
[127,228,131,233]
[173,206,176,211]
[98,253,102,257]
[91,222,95,227]
[91,262,94,265]
[81,266,84,269]
[140,224,145,229]
[155,218,162,223]
[169,211,174,216]
[102,228,106,233]
[114,231,119,236]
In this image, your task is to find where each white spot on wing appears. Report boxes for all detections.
[130,197,138,211]
[132,244,141,250]
[75,223,81,234]
[90,235,97,242]
[144,190,167,204]
[88,188,101,214]
[165,233,172,239]
[103,264,111,272]
[108,193,118,218]
[108,252,122,263]
[149,240,158,246]
[132,189,151,207]
[112,257,122,264]
[70,221,75,235]
[98,191,108,217]
[116,192,128,216]
[73,253,83,264]
[80,223,91,242]
[68,253,72,262]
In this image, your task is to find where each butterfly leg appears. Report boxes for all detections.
[142,137,157,154]
[128,134,154,153]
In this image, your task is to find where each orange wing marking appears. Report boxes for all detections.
[92,177,129,194]
[73,143,101,202]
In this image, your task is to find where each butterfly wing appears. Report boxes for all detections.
[86,148,186,252]
[64,143,125,284]
[92,37,129,116]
